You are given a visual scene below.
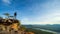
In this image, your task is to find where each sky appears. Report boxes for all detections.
[0,0,60,25]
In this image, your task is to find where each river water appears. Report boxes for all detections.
[34,28,60,34]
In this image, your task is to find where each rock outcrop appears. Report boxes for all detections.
[0,18,34,34]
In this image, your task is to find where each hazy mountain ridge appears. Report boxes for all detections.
[23,24,60,33]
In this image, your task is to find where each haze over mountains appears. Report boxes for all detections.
[23,24,60,33]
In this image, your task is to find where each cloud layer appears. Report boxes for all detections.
[21,0,60,25]
[2,0,12,4]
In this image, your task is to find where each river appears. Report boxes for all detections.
[34,28,60,34]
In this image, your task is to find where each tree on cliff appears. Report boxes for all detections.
[3,13,10,19]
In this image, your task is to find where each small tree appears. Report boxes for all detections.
[3,13,10,19]
[9,16,14,19]
[0,16,3,19]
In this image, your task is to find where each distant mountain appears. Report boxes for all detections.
[23,24,60,33]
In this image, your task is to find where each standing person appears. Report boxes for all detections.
[14,12,17,19]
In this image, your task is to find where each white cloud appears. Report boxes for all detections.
[21,12,60,25]
[2,0,12,4]
[21,18,31,24]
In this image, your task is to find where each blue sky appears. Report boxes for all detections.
[0,0,60,24]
